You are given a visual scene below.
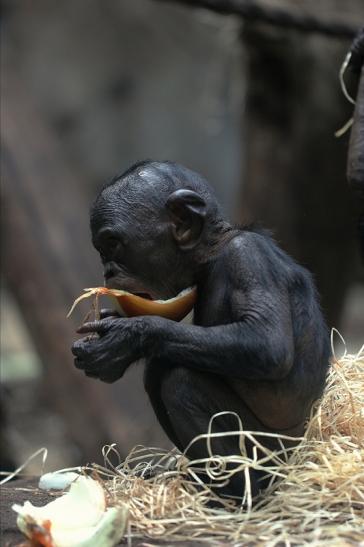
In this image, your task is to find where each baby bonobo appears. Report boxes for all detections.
[72,160,331,501]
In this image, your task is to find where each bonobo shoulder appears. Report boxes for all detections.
[226,228,283,257]
[220,229,277,272]
[220,229,312,290]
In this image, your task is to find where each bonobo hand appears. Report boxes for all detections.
[71,316,152,383]
[99,308,121,319]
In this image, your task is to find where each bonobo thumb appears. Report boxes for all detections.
[76,320,112,335]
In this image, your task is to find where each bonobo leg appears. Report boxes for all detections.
[144,361,299,502]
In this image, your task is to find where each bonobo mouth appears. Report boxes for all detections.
[104,265,177,301]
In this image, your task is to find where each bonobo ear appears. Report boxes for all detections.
[166,189,207,250]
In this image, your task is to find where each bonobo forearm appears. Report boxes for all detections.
[147,317,293,380]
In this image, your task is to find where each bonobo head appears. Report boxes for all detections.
[90,160,231,299]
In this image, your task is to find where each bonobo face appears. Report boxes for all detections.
[91,203,193,300]
[90,162,221,300]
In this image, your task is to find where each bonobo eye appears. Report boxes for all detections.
[95,228,124,260]
[102,237,123,260]
[104,236,120,251]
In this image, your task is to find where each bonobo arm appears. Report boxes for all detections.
[148,240,295,381]
[148,289,294,381]
[72,283,294,383]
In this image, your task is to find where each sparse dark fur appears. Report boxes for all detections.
[73,161,331,503]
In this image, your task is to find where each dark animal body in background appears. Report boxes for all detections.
[347,26,364,260]
[72,160,331,501]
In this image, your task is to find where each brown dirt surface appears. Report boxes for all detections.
[0,478,201,546]
[0,478,55,546]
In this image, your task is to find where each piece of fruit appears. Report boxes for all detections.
[13,475,128,547]
[67,286,197,322]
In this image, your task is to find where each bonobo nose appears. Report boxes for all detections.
[104,263,116,280]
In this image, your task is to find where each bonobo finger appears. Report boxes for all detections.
[99,369,124,383]
[71,338,91,357]
[85,370,101,379]
[73,355,100,372]
[100,308,120,319]
[76,320,112,335]
[74,357,86,370]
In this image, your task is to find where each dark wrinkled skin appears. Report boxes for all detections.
[72,160,331,502]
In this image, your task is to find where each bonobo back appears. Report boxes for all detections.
[195,229,331,431]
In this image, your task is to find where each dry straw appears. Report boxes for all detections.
[90,331,364,546]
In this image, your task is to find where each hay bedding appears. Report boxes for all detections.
[4,333,362,545]
[88,333,363,546]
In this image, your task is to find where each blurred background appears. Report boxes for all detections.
[1,0,363,474]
